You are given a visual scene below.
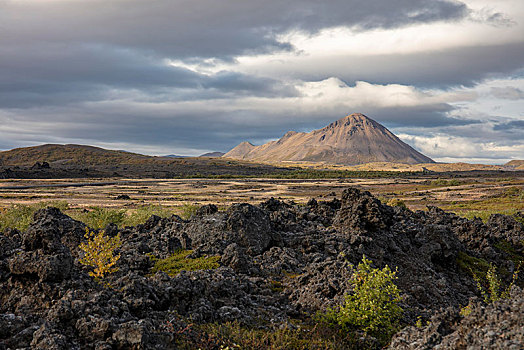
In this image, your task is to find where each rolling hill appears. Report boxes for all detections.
[0,144,292,179]
[505,160,524,170]
[0,144,163,166]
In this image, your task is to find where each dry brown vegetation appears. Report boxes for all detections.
[1,173,522,227]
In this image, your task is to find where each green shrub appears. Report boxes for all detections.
[269,280,284,293]
[150,250,220,276]
[324,256,403,341]
[459,304,473,317]
[431,179,462,187]
[386,198,407,209]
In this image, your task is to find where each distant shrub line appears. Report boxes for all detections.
[177,169,424,180]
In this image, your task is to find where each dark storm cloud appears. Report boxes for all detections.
[0,97,478,153]
[202,72,298,97]
[0,42,297,108]
[493,119,524,131]
[0,0,472,109]
[0,44,198,88]
[284,102,478,131]
[0,107,293,152]
[398,117,524,146]
[0,44,198,108]
[0,0,468,60]
[365,106,480,128]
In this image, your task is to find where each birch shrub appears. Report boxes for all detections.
[79,228,121,282]
[324,256,403,341]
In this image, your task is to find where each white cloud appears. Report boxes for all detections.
[223,1,524,83]
[398,133,524,164]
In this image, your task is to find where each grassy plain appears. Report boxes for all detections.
[0,172,522,230]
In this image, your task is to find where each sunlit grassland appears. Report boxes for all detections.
[442,186,524,223]
[0,202,201,231]
[0,201,69,232]
[1,179,522,232]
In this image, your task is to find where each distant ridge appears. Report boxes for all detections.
[224,113,434,165]
[0,144,292,179]
[163,154,188,158]
[0,144,157,166]
[199,151,225,158]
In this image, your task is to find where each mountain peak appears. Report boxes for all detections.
[222,141,256,159]
[342,112,369,120]
[224,113,434,165]
[327,113,379,128]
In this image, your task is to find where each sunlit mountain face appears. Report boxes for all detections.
[224,113,434,165]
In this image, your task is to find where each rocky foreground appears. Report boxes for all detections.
[0,188,523,349]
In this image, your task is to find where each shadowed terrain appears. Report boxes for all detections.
[0,144,293,179]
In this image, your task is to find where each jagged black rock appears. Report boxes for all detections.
[0,188,522,349]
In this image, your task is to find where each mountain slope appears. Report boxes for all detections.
[224,113,434,165]
[224,142,256,159]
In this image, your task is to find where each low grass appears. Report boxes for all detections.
[189,320,367,350]
[178,169,423,179]
[457,209,522,222]
[494,240,524,265]
[177,204,199,220]
[123,205,175,226]
[0,201,69,232]
[456,251,492,279]
[150,249,220,276]
[70,207,126,229]
[0,201,182,231]
[443,186,524,223]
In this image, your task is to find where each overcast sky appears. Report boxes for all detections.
[1,0,523,163]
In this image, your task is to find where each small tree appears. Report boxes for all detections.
[79,228,121,281]
[471,261,521,304]
[326,256,403,340]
